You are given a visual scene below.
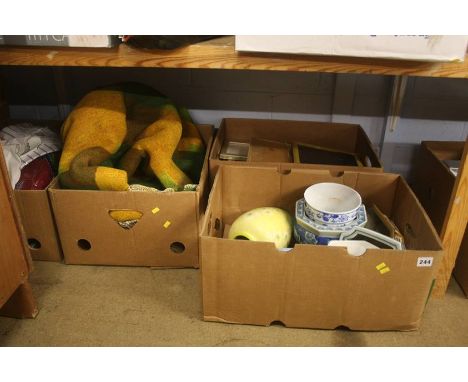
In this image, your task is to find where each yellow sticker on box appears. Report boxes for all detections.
[152,207,160,214]
[376,262,390,274]
[163,220,171,229]
[376,262,387,271]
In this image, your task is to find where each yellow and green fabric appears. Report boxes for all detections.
[58,83,205,192]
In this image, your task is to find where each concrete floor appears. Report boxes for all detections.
[1,261,468,346]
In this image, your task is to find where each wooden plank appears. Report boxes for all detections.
[433,139,468,297]
[0,37,467,78]
[453,227,468,297]
[0,80,34,274]
[379,76,409,170]
[0,281,37,318]
[0,144,30,307]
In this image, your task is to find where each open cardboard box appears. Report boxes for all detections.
[0,119,63,262]
[209,118,382,182]
[412,141,468,297]
[49,124,213,268]
[200,165,443,331]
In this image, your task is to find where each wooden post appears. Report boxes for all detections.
[379,75,408,171]
[0,281,38,318]
[433,139,468,297]
[0,78,37,316]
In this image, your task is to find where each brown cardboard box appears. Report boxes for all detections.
[200,166,443,331]
[49,125,213,268]
[14,188,62,262]
[412,141,468,297]
[0,119,62,262]
[209,118,383,182]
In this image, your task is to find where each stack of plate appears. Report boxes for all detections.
[294,183,366,245]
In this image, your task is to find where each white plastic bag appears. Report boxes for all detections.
[0,123,61,188]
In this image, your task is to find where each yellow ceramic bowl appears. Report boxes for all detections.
[228,207,293,249]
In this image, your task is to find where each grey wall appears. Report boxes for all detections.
[2,66,467,179]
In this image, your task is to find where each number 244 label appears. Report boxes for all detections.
[417,257,433,267]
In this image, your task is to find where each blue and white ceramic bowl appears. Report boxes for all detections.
[295,198,367,245]
[293,222,318,245]
[294,222,335,245]
[304,182,362,224]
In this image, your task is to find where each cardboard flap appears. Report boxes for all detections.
[355,127,383,168]
[222,166,283,224]
[223,118,361,154]
[393,178,443,251]
[423,141,464,161]
[248,138,291,163]
[201,167,223,238]
[195,124,215,224]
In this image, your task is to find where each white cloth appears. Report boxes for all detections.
[0,123,61,188]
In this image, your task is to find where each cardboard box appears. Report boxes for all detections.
[14,188,62,262]
[200,166,443,331]
[0,119,62,262]
[412,141,468,297]
[49,125,213,268]
[0,35,119,48]
[235,35,468,62]
[210,118,382,181]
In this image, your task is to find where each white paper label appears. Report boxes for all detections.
[417,257,433,267]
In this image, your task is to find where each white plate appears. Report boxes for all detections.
[328,240,379,256]
[339,227,404,250]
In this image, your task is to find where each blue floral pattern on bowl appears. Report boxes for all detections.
[294,223,334,245]
[305,202,358,224]
[294,223,318,244]
[294,199,367,245]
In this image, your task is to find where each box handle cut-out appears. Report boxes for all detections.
[77,239,91,251]
[170,242,186,254]
[27,238,41,250]
[108,209,144,229]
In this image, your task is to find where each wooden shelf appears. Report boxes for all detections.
[0,37,467,78]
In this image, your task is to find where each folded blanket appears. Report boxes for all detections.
[58,83,204,191]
